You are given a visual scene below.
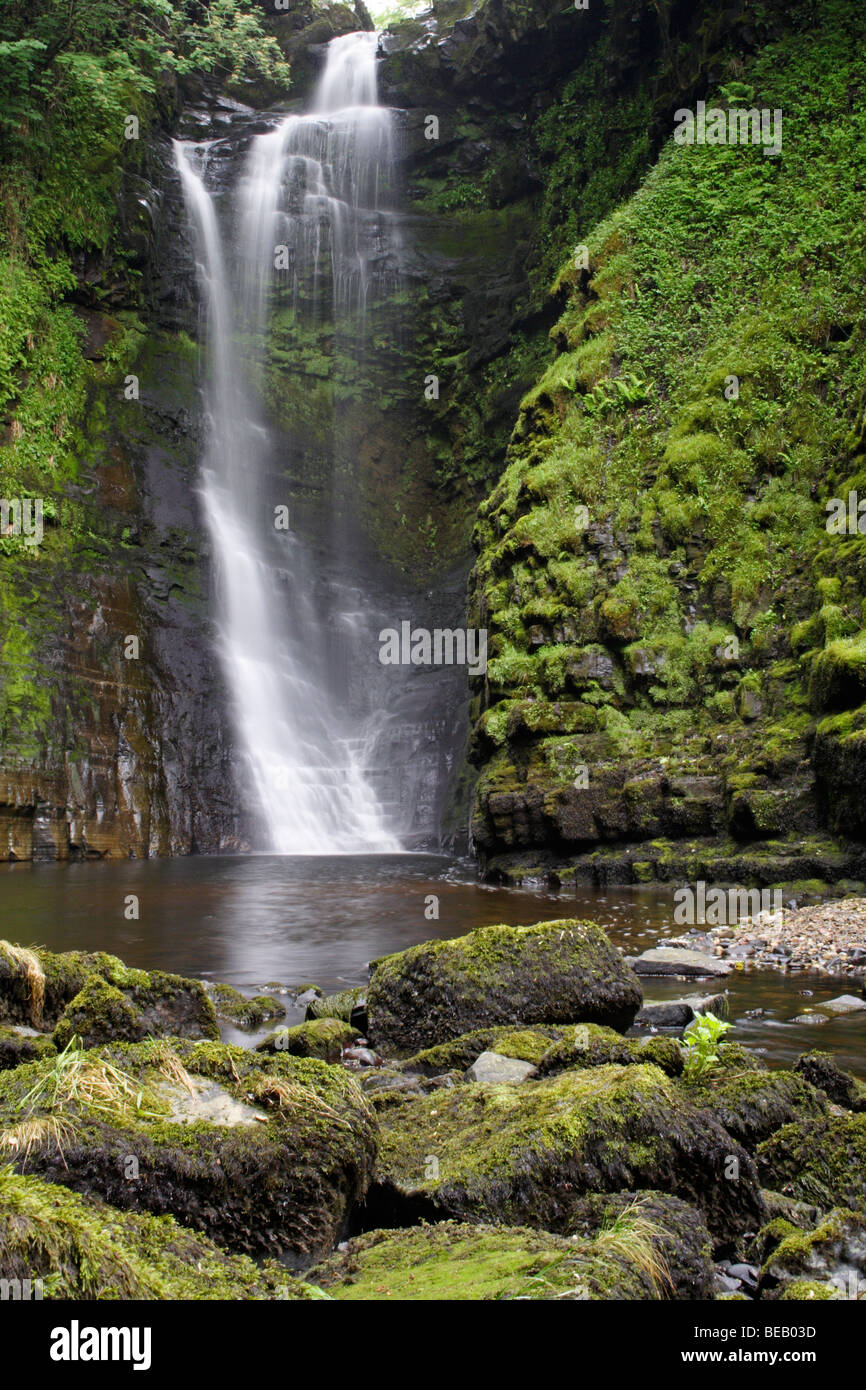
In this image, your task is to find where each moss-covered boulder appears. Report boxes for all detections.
[309,1207,695,1301]
[758,1208,866,1299]
[682,1068,827,1150]
[757,1115,866,1212]
[367,919,642,1053]
[0,1168,315,1300]
[0,1026,56,1071]
[794,1051,866,1112]
[256,1018,361,1061]
[561,1190,716,1299]
[0,1038,377,1263]
[400,1026,567,1076]
[0,940,219,1042]
[209,983,286,1031]
[367,1063,762,1241]
[535,1023,684,1078]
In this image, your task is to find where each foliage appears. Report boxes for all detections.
[683,1014,733,1079]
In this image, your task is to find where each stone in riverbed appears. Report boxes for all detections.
[368,1062,763,1242]
[306,986,368,1033]
[465,1051,537,1083]
[632,948,731,978]
[0,940,219,1042]
[634,992,729,1029]
[789,1012,829,1025]
[209,983,286,1031]
[817,994,866,1015]
[256,1017,360,1061]
[366,918,642,1053]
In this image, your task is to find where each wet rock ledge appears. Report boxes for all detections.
[0,922,864,1301]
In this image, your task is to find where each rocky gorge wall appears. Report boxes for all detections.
[2,0,864,878]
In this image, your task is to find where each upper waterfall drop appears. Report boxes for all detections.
[175,33,403,855]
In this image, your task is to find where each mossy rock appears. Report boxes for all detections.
[309,1210,689,1301]
[256,1018,361,1061]
[759,1207,866,1299]
[306,987,368,1032]
[0,1168,315,1300]
[794,1051,866,1112]
[400,1025,566,1076]
[777,1280,837,1300]
[561,1190,716,1299]
[369,1062,763,1242]
[535,1023,684,1078]
[210,984,286,1031]
[682,1068,827,1150]
[0,941,219,1042]
[757,1115,866,1212]
[367,918,642,1053]
[0,1038,377,1263]
[0,1026,56,1071]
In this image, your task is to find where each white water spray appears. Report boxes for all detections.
[175,32,400,853]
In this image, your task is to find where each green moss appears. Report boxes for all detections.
[309,1210,680,1301]
[210,984,286,1030]
[256,1018,360,1061]
[757,1115,866,1210]
[375,1062,762,1240]
[0,1168,314,1300]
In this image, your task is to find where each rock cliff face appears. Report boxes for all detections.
[3,0,865,878]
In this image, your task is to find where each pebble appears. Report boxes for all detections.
[708,897,866,976]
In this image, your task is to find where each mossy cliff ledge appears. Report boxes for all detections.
[366,917,642,1052]
[466,0,866,886]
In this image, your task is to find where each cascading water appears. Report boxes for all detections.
[175,32,401,854]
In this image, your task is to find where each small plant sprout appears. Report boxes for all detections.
[682,1012,732,1079]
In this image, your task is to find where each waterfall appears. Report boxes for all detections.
[174,32,401,854]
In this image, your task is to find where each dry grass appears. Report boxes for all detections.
[0,1114,76,1167]
[248,1076,349,1128]
[596,1198,674,1298]
[17,1036,158,1120]
[0,941,46,1025]
[150,1040,196,1097]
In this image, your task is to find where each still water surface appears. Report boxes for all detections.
[1,854,863,1075]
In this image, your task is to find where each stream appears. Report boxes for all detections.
[1,855,863,1076]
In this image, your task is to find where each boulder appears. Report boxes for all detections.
[632,948,730,978]
[682,1068,827,1149]
[256,1018,360,1061]
[0,1025,56,1071]
[0,1038,377,1263]
[757,1115,866,1211]
[368,1062,763,1241]
[0,940,218,1043]
[562,1190,717,1299]
[794,1051,866,1112]
[758,1207,866,1299]
[367,919,642,1053]
[209,984,286,1030]
[308,1209,700,1301]
[0,1168,314,1300]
